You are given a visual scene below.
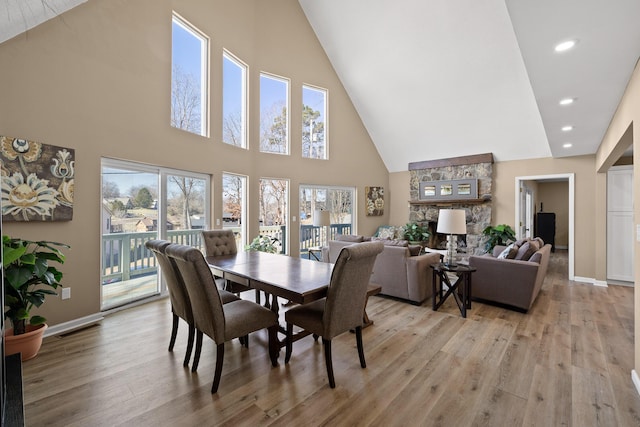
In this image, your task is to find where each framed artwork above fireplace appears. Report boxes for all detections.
[419,179,477,201]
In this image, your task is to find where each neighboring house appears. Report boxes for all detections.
[135,217,157,232]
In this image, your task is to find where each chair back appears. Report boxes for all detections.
[145,240,193,324]
[165,244,226,343]
[202,230,238,257]
[323,241,384,338]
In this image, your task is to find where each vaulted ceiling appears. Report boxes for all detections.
[2,1,640,172]
[299,0,640,171]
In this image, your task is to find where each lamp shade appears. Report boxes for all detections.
[313,210,330,227]
[436,209,466,235]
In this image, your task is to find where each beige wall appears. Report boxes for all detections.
[596,61,640,380]
[0,0,389,326]
[538,181,569,247]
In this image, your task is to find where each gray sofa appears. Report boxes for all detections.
[322,236,441,304]
[468,240,552,311]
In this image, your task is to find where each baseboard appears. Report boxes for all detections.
[573,276,608,287]
[555,245,568,250]
[44,313,104,337]
[632,370,640,397]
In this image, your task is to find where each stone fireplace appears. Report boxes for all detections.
[408,154,493,256]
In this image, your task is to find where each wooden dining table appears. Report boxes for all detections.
[206,250,334,318]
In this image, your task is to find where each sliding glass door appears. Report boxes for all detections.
[100,159,210,310]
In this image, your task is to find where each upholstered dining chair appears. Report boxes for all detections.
[165,243,279,394]
[201,229,257,298]
[284,241,384,388]
[145,240,239,367]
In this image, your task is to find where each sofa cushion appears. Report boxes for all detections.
[514,240,539,261]
[335,234,364,242]
[497,243,519,259]
[529,251,543,263]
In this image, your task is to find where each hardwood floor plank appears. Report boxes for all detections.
[522,364,572,426]
[572,366,619,426]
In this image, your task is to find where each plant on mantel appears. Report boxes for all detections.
[3,236,68,335]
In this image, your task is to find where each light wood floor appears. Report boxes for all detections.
[22,251,640,426]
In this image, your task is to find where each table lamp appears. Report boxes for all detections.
[313,209,331,247]
[436,209,466,267]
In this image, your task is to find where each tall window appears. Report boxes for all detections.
[222,173,247,248]
[259,178,289,253]
[222,51,247,148]
[101,158,210,310]
[299,185,354,256]
[260,73,289,154]
[171,14,209,137]
[302,85,327,159]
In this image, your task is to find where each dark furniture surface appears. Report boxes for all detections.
[536,212,556,252]
[206,251,334,314]
[431,262,476,318]
[5,353,24,426]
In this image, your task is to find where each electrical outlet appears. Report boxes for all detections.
[216,218,221,226]
[61,287,71,300]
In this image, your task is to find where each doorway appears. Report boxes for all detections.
[515,174,575,280]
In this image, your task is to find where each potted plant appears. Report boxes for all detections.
[403,222,430,244]
[3,236,69,360]
[245,235,279,254]
[481,224,516,253]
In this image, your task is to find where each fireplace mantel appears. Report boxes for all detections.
[409,197,490,206]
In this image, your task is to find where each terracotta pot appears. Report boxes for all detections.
[5,323,48,361]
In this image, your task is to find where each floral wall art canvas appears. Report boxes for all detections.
[365,186,384,216]
[1,136,74,221]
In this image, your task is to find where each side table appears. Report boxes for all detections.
[430,262,476,318]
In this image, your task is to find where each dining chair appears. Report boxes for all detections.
[284,241,384,388]
[145,240,240,367]
[165,243,279,394]
[201,229,260,300]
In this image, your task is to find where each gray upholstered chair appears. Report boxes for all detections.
[165,243,279,394]
[284,241,383,388]
[201,229,254,296]
[145,240,239,367]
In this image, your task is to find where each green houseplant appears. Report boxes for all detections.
[481,224,516,253]
[3,236,68,336]
[245,235,279,254]
[403,222,430,243]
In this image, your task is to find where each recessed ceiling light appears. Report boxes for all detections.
[562,125,573,132]
[555,40,577,52]
[563,143,573,148]
[559,98,575,106]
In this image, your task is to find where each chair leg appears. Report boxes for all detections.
[323,338,336,388]
[355,326,366,368]
[183,324,195,367]
[255,288,261,305]
[191,331,203,372]
[211,343,225,394]
[169,313,179,351]
[268,325,279,367]
[284,323,294,364]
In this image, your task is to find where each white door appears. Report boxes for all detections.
[607,166,634,283]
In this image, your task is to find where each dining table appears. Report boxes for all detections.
[206,250,335,350]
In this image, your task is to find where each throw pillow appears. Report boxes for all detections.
[533,237,545,248]
[529,252,542,263]
[376,226,396,239]
[372,237,408,246]
[335,234,364,242]
[497,243,518,259]
[514,240,539,261]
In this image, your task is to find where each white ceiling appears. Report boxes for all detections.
[1,1,639,173]
[300,0,640,172]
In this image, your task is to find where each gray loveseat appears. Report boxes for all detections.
[322,235,441,304]
[468,239,552,311]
